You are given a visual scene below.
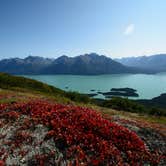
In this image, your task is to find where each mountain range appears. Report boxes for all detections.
[115,54,166,73]
[0,53,165,75]
[0,53,145,75]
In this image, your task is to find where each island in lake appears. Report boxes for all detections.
[82,87,139,98]
[98,87,139,98]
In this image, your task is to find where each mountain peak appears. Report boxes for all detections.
[0,53,151,75]
[84,53,100,57]
[25,56,43,60]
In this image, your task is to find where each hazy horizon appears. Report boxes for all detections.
[0,0,166,59]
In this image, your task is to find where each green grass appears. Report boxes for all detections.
[0,72,63,94]
[0,72,90,104]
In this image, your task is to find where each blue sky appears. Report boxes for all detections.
[0,0,166,59]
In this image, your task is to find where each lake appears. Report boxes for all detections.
[22,73,166,99]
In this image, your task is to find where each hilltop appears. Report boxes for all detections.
[0,73,165,165]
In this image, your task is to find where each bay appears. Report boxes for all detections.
[22,73,166,99]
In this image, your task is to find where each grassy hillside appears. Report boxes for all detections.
[0,72,90,103]
[0,73,165,165]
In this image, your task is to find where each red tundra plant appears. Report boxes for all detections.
[0,100,162,165]
[0,110,20,121]
[0,103,9,112]
[0,160,5,166]
[13,131,33,146]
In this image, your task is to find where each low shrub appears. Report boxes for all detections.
[0,100,162,165]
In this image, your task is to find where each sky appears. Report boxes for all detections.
[0,0,166,59]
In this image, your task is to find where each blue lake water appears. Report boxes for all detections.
[22,73,166,99]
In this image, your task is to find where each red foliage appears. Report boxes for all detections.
[0,160,5,166]
[0,100,162,165]
[0,110,20,121]
[0,103,8,112]
[14,131,33,146]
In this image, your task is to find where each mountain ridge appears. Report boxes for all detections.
[115,54,166,72]
[0,53,148,75]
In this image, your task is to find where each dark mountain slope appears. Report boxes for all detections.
[0,56,53,74]
[138,93,166,109]
[0,53,150,75]
[43,53,141,74]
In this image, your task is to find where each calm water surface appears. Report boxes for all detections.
[22,73,166,99]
